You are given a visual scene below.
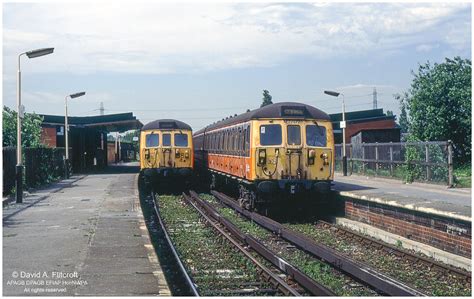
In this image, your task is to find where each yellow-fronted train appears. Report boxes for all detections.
[139,119,194,192]
[193,102,334,210]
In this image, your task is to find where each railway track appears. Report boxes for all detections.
[150,191,335,296]
[150,192,199,296]
[209,190,427,296]
[316,220,471,284]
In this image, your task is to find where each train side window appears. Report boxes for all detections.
[260,124,282,146]
[245,125,250,156]
[219,132,224,152]
[223,130,227,153]
[306,125,327,147]
[175,133,188,147]
[145,133,159,147]
[214,133,217,152]
[242,128,246,156]
[162,133,171,146]
[210,133,213,151]
[238,127,242,155]
[212,133,216,152]
[232,128,236,153]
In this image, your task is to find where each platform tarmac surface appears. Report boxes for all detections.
[333,173,471,222]
[3,163,170,296]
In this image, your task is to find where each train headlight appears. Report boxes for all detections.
[320,152,329,165]
[308,149,315,165]
[258,149,267,166]
[184,150,189,158]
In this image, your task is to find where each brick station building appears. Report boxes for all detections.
[330,108,399,144]
[39,113,142,173]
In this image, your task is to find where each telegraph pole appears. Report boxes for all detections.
[99,102,104,115]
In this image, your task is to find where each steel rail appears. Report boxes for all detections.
[211,190,427,296]
[318,220,471,283]
[186,191,336,296]
[150,192,200,296]
[182,193,302,296]
[187,191,336,296]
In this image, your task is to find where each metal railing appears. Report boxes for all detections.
[335,141,454,186]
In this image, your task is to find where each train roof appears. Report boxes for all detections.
[141,119,192,131]
[195,102,330,134]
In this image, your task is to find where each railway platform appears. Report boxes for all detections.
[333,173,471,221]
[3,163,170,296]
[333,173,471,260]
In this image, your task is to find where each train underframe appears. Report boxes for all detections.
[209,170,332,211]
[140,167,193,193]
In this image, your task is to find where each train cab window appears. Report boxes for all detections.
[260,124,282,146]
[306,125,327,147]
[287,125,301,145]
[145,134,159,147]
[162,133,171,146]
[174,133,188,147]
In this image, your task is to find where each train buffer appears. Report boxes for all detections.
[3,162,170,296]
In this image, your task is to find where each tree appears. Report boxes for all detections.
[394,92,409,134]
[2,106,43,147]
[260,90,273,107]
[121,130,139,143]
[405,57,471,164]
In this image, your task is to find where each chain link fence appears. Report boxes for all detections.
[335,141,454,185]
[3,147,67,196]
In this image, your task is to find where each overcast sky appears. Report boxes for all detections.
[2,2,471,131]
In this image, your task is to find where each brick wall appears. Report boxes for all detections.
[345,198,471,257]
[40,127,57,147]
[345,119,397,143]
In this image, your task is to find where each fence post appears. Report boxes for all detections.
[389,142,393,176]
[375,142,379,174]
[362,145,365,174]
[447,140,454,187]
[349,144,353,175]
[425,144,431,181]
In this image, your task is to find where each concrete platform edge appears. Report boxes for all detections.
[133,174,171,296]
[337,190,471,223]
[336,217,472,271]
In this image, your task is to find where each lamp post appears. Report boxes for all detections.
[16,47,54,203]
[65,91,86,179]
[324,90,348,176]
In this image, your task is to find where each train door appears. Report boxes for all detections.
[161,132,172,167]
[286,123,303,179]
[173,132,192,168]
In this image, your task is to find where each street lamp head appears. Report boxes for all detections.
[70,91,86,99]
[324,90,340,97]
[25,48,55,59]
